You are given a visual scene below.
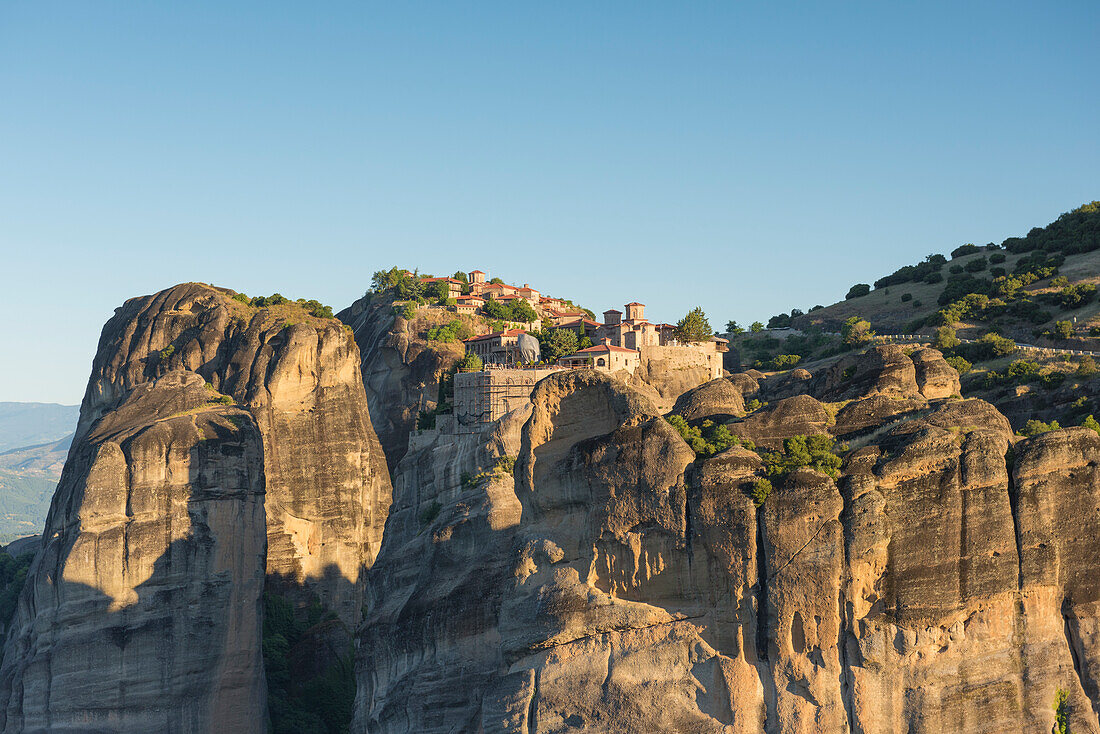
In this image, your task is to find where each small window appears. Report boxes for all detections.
[597,357,606,366]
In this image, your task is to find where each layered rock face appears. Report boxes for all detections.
[0,284,391,732]
[0,372,267,733]
[78,283,390,623]
[354,346,1100,733]
[339,293,465,474]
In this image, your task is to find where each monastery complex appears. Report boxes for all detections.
[415,268,730,432]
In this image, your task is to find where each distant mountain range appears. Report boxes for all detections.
[0,403,77,543]
[0,402,79,452]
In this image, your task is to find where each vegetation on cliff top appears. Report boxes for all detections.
[743,202,1100,344]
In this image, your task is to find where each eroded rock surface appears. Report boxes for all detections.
[353,350,1100,734]
[0,372,267,733]
[79,283,390,623]
[0,284,392,733]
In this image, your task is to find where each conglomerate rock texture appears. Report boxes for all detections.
[0,283,392,733]
[352,345,1100,734]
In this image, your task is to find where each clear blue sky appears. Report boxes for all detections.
[2,1,1097,404]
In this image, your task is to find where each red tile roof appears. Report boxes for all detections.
[470,270,485,274]
[573,343,638,355]
[464,329,527,343]
[624,302,645,306]
[554,318,601,328]
[603,308,623,314]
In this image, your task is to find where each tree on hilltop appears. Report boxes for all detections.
[674,307,712,343]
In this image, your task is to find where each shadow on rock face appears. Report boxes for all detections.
[0,369,365,734]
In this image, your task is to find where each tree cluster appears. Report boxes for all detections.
[484,296,537,324]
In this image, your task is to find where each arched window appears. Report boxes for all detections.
[596,357,606,366]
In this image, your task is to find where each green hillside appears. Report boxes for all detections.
[776,202,1100,345]
[0,470,55,543]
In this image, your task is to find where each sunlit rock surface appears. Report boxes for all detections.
[0,284,392,733]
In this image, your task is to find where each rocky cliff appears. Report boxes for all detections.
[0,284,391,733]
[8,282,1100,733]
[352,345,1100,733]
[339,292,467,475]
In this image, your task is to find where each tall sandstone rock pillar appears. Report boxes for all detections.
[0,284,392,733]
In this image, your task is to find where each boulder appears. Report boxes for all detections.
[670,377,745,423]
[729,395,831,449]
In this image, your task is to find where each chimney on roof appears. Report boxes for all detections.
[524,283,530,288]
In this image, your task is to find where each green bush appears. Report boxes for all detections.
[666,415,741,456]
[944,355,972,374]
[426,319,473,343]
[1081,414,1100,436]
[845,283,870,300]
[1076,356,1098,378]
[964,257,987,273]
[457,352,483,372]
[1052,321,1074,340]
[842,317,873,347]
[749,479,772,508]
[962,332,1015,361]
[393,303,417,320]
[295,298,334,319]
[461,455,518,488]
[484,297,537,324]
[761,354,801,370]
[1058,283,1096,310]
[1053,688,1069,734]
[758,435,844,480]
[984,359,1043,388]
[989,252,1006,264]
[951,243,980,258]
[158,344,175,362]
[901,293,912,302]
[428,280,452,304]
[1019,419,1061,437]
[934,326,960,350]
[249,293,290,307]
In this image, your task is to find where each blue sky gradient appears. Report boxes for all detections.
[1,1,1097,403]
